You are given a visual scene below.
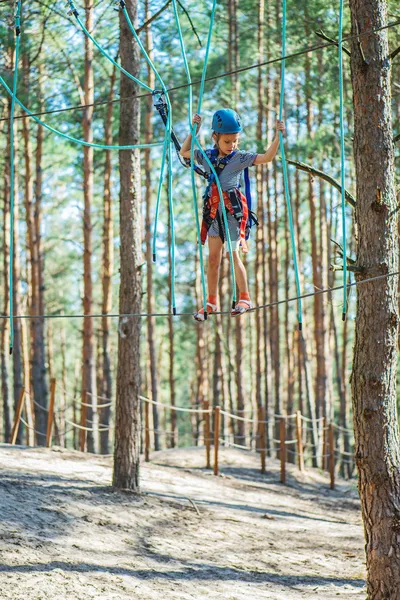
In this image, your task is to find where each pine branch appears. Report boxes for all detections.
[286,159,356,207]
[390,46,400,61]
[314,29,351,57]
[177,0,203,48]
[394,133,400,144]
[137,0,172,34]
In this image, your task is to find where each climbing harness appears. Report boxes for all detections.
[200,149,257,252]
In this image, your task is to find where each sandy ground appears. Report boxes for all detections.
[0,444,366,600]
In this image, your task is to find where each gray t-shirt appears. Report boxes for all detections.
[194,149,257,192]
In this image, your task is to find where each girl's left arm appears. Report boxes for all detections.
[180,114,202,159]
[253,120,285,165]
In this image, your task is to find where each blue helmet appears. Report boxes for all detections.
[212,109,242,134]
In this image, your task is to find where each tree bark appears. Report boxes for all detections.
[113,0,142,491]
[100,63,116,455]
[350,1,400,597]
[2,97,12,442]
[82,0,98,453]
[143,0,161,448]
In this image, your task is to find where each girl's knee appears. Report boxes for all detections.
[225,250,239,262]
[209,253,221,270]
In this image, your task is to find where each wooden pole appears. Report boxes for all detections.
[204,401,211,469]
[258,406,266,474]
[296,410,304,472]
[213,406,221,476]
[144,399,150,462]
[322,416,327,470]
[80,390,88,452]
[280,416,286,484]
[10,388,26,445]
[329,423,335,490]
[46,378,56,448]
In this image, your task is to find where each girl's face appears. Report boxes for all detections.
[213,133,240,155]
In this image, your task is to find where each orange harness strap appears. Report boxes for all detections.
[201,184,248,252]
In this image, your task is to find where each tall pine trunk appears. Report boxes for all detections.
[82,0,98,453]
[143,0,161,447]
[113,0,142,490]
[350,0,399,596]
[100,63,116,455]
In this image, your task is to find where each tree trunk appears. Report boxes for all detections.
[12,119,24,445]
[1,98,12,442]
[82,0,98,453]
[166,163,174,452]
[349,1,399,596]
[113,0,142,491]
[143,0,161,448]
[33,62,48,430]
[100,63,116,455]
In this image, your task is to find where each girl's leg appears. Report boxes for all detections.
[226,250,249,295]
[194,236,223,321]
[207,236,224,298]
[226,249,252,314]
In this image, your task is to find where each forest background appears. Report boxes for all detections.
[0,0,399,463]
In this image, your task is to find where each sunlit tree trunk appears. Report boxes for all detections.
[143,0,161,447]
[99,63,116,455]
[350,1,400,595]
[82,0,98,453]
[113,0,142,490]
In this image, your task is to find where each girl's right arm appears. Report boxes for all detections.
[179,114,202,159]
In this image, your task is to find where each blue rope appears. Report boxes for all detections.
[338,0,347,319]
[9,1,22,355]
[172,0,237,309]
[279,0,302,329]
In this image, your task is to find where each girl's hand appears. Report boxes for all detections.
[192,113,202,132]
[276,119,286,136]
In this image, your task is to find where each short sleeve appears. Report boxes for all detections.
[194,148,206,166]
[236,151,257,169]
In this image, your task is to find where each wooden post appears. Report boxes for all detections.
[280,416,286,484]
[46,378,56,448]
[322,417,328,470]
[144,399,150,462]
[80,390,88,452]
[10,388,26,445]
[204,401,211,469]
[296,410,304,472]
[329,423,335,490]
[213,406,221,476]
[258,406,266,474]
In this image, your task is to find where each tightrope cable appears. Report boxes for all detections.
[1,270,396,320]
[3,19,399,123]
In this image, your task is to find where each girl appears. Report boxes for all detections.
[180,108,285,320]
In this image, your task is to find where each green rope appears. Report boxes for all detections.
[120,2,176,311]
[172,0,237,311]
[9,1,22,354]
[339,0,347,320]
[66,0,152,93]
[0,75,162,150]
[279,0,302,329]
